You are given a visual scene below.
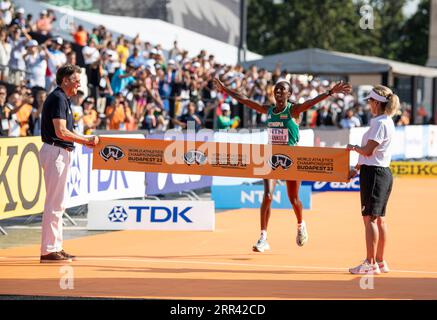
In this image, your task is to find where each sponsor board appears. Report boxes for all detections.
[146,172,212,195]
[404,126,424,159]
[0,137,45,220]
[211,185,311,209]
[93,137,350,182]
[0,136,146,221]
[87,200,215,231]
[425,125,437,157]
[390,162,437,178]
[65,143,145,208]
[302,176,360,192]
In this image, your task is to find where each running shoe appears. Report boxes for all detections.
[296,221,308,247]
[377,260,390,273]
[349,260,381,275]
[253,238,271,252]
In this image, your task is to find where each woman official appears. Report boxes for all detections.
[347,85,399,274]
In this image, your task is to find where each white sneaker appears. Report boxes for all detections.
[296,221,308,247]
[377,260,390,273]
[253,238,270,252]
[349,260,381,275]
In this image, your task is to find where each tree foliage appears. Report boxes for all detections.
[247,0,430,65]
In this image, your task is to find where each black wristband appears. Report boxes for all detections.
[327,90,333,96]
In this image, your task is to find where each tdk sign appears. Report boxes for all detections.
[130,206,193,223]
[88,200,215,231]
[107,206,193,223]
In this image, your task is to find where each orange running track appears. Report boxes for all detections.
[0,178,436,300]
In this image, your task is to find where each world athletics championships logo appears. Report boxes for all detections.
[268,154,293,170]
[100,145,125,161]
[184,150,207,165]
[108,206,128,222]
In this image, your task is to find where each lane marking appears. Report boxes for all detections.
[1,256,435,275]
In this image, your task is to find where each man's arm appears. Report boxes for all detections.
[53,118,98,147]
[213,78,269,114]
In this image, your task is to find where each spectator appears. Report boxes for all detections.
[316,104,336,126]
[339,108,361,129]
[23,39,47,89]
[0,84,8,135]
[217,103,239,129]
[172,101,202,131]
[395,109,410,126]
[72,25,88,46]
[168,40,181,60]
[354,103,371,126]
[28,89,46,136]
[82,37,100,67]
[140,103,159,130]
[105,93,133,130]
[102,41,119,80]
[111,62,136,95]
[416,105,430,125]
[35,10,52,36]
[25,13,36,33]
[8,25,31,85]
[116,38,130,68]
[127,46,144,68]
[82,96,100,134]
[6,91,23,136]
[0,1,12,26]
[71,90,85,134]
[45,37,67,91]
[89,27,100,46]
[0,27,11,81]
[10,7,25,29]
[16,87,33,136]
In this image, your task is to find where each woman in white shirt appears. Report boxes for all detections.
[347,85,400,275]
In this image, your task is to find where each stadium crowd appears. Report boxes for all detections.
[0,2,414,137]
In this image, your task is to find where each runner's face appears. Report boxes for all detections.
[274,82,291,103]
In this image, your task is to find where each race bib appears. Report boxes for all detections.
[268,128,288,145]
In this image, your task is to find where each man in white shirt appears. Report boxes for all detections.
[82,38,100,66]
[24,40,47,89]
[46,37,67,91]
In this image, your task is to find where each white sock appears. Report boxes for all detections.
[298,221,305,228]
[260,230,267,240]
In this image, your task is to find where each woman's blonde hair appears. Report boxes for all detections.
[372,85,400,116]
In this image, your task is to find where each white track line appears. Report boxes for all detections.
[1,256,437,275]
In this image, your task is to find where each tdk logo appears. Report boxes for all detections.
[108,206,128,222]
[107,206,193,223]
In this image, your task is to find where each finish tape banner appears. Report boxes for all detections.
[390,162,437,178]
[0,137,45,220]
[93,137,350,182]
